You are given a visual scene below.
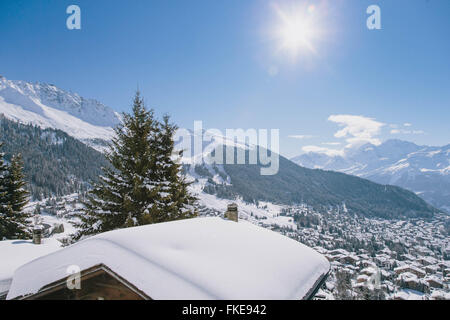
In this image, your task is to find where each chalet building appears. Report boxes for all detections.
[395,273,429,293]
[437,261,450,270]
[444,268,450,277]
[415,256,438,267]
[358,254,370,261]
[360,260,377,269]
[425,265,439,274]
[392,290,426,301]
[401,254,416,261]
[6,217,330,300]
[413,246,434,257]
[356,274,369,284]
[380,248,395,258]
[360,267,377,277]
[374,255,394,269]
[394,265,426,278]
[338,255,359,266]
[424,276,444,289]
[329,249,350,256]
[430,290,450,300]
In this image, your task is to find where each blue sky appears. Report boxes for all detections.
[0,0,449,158]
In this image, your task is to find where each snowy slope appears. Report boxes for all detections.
[291,140,450,212]
[0,76,121,141]
[178,133,437,219]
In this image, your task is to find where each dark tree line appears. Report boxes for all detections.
[0,115,108,200]
[0,143,31,239]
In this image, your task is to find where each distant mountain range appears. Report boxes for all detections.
[292,139,450,213]
[0,76,440,219]
[181,134,437,219]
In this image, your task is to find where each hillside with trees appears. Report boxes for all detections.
[199,146,438,219]
[0,115,108,200]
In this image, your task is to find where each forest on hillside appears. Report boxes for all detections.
[0,115,108,200]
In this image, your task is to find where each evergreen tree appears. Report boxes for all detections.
[71,92,197,241]
[0,153,31,239]
[146,115,197,223]
[335,270,354,300]
[0,142,9,216]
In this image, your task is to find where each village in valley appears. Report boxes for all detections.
[262,206,450,300]
[12,190,449,301]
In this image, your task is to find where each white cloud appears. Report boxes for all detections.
[288,134,315,139]
[300,116,425,158]
[322,142,341,146]
[328,114,385,148]
[299,115,384,157]
[302,145,344,157]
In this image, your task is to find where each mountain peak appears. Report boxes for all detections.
[381,139,420,148]
[0,76,121,141]
[291,138,450,213]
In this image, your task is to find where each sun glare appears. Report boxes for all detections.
[273,4,319,57]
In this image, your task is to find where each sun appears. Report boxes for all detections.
[273,4,319,57]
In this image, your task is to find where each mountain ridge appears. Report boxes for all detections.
[292,139,450,213]
[0,76,121,142]
[183,141,439,219]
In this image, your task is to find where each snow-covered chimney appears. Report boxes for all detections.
[32,225,43,245]
[224,203,238,222]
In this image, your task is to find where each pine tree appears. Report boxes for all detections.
[71,92,197,241]
[0,153,31,239]
[0,142,9,216]
[144,115,197,224]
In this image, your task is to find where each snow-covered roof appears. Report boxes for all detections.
[0,238,62,294]
[7,217,330,300]
[430,290,450,300]
[392,289,426,300]
[394,264,426,276]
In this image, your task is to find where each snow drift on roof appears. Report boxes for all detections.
[0,238,62,294]
[7,217,330,300]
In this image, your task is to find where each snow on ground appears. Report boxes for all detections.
[187,164,296,230]
[23,195,80,240]
[195,188,297,230]
[391,289,427,300]
[7,217,329,300]
[0,238,62,295]
[0,96,115,140]
[38,213,78,240]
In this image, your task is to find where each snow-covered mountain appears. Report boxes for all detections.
[291,140,450,213]
[0,75,121,142]
[174,133,437,219]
